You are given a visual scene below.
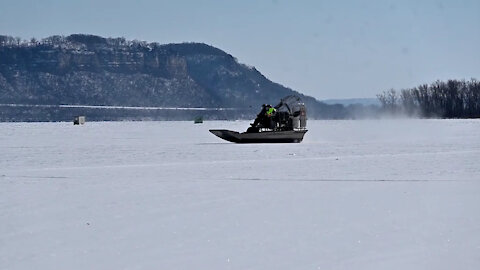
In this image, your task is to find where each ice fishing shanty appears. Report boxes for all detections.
[73,116,86,125]
[210,95,307,143]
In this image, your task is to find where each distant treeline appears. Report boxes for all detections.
[377,79,480,118]
[0,35,149,48]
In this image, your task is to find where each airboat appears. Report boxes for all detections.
[210,95,308,143]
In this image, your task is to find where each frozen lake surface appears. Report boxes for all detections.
[1,120,480,269]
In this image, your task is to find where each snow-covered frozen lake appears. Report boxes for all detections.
[1,120,479,269]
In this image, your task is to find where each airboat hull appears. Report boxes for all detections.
[209,129,307,143]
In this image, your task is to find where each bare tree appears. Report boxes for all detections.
[378,79,480,118]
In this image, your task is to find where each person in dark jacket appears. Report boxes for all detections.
[250,104,276,131]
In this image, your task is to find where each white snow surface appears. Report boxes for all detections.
[1,119,479,269]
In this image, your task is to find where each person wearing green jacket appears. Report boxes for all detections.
[266,105,276,117]
[250,104,276,131]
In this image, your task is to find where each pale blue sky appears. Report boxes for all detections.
[1,0,479,99]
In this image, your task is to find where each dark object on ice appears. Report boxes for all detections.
[74,116,86,125]
[194,116,203,124]
[210,95,307,143]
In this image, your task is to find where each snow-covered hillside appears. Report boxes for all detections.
[1,120,479,269]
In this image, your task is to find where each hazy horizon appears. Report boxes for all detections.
[1,0,479,100]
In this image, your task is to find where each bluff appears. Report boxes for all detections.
[0,34,346,121]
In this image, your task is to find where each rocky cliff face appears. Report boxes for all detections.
[0,34,345,120]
